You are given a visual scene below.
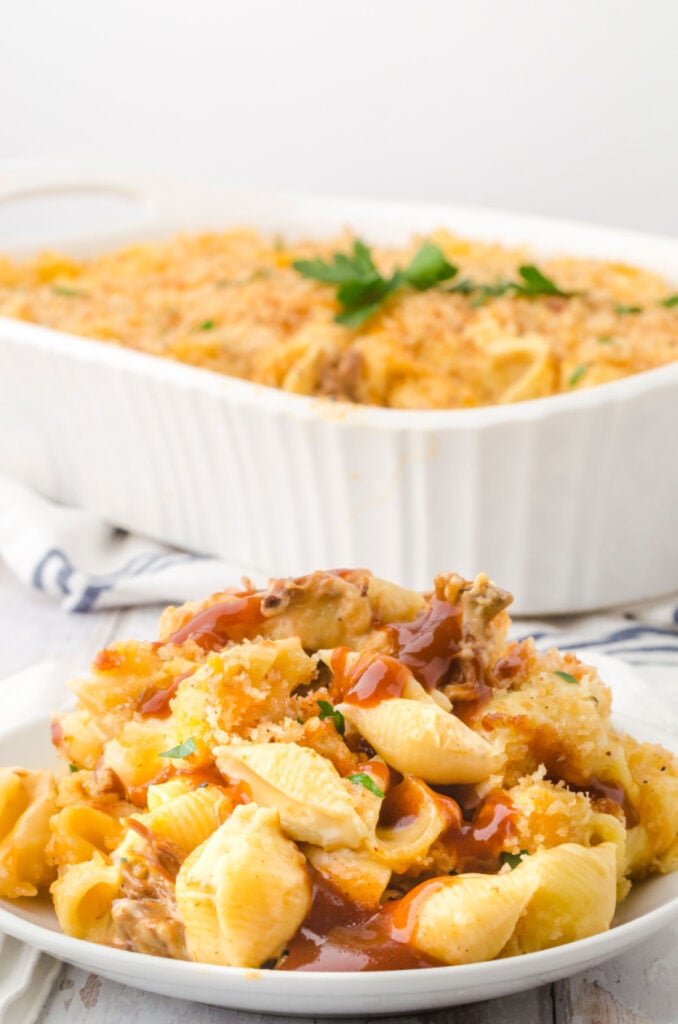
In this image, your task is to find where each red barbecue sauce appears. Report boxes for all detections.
[434,790,518,872]
[278,869,443,972]
[387,599,463,691]
[331,649,411,707]
[167,569,370,652]
[280,788,518,972]
[50,718,64,750]
[139,671,194,718]
[380,779,517,872]
[569,775,639,826]
[168,592,265,651]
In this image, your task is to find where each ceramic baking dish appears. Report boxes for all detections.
[1,160,677,614]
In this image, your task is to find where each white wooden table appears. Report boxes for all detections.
[1,560,676,1024]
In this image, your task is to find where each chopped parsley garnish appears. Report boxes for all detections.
[317,700,345,736]
[554,670,579,685]
[158,737,197,759]
[401,242,459,291]
[293,240,457,329]
[296,715,304,725]
[450,264,576,305]
[567,364,588,387]
[199,319,215,331]
[660,294,678,308]
[52,285,86,298]
[294,241,579,325]
[597,335,614,344]
[68,763,79,773]
[513,264,576,299]
[500,850,530,869]
[456,280,513,307]
[615,303,642,315]
[348,772,385,798]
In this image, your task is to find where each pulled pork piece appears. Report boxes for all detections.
[435,573,512,703]
[111,898,187,959]
[159,569,425,654]
[110,825,187,958]
[372,572,511,703]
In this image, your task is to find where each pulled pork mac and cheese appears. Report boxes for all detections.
[1,230,677,409]
[1,569,676,971]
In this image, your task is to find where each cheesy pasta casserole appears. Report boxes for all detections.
[1,229,677,408]
[1,569,676,971]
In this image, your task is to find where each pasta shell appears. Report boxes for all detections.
[407,868,538,964]
[485,334,555,403]
[503,842,618,955]
[116,785,233,860]
[338,700,502,784]
[48,805,123,867]
[216,743,368,849]
[147,778,196,809]
[176,804,310,967]
[304,846,391,909]
[370,777,447,873]
[0,768,58,897]
[51,852,122,942]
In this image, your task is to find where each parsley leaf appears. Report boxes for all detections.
[615,303,642,315]
[450,265,575,304]
[158,737,197,759]
[293,240,458,329]
[402,242,457,290]
[348,772,385,798]
[554,670,578,685]
[199,319,215,331]
[568,364,588,387]
[294,241,577,322]
[660,294,678,308]
[68,763,80,773]
[52,285,86,298]
[447,277,477,296]
[317,700,345,736]
[597,335,614,344]
[293,241,377,286]
[514,265,576,299]
[500,850,529,869]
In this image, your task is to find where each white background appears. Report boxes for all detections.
[1,0,677,235]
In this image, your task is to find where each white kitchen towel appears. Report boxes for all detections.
[0,934,59,1024]
[0,475,246,612]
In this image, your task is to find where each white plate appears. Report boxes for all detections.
[0,670,677,1016]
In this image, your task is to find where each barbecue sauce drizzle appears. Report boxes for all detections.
[277,868,443,972]
[278,786,517,972]
[168,592,266,651]
[387,599,463,691]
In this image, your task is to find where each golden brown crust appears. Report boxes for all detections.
[1,229,676,409]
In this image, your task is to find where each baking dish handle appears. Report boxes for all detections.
[0,159,209,250]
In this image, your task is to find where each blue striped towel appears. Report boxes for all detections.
[1,474,677,682]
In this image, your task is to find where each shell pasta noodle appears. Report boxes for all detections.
[1,229,677,409]
[3,569,677,971]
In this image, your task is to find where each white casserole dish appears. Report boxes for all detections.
[1,161,677,614]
